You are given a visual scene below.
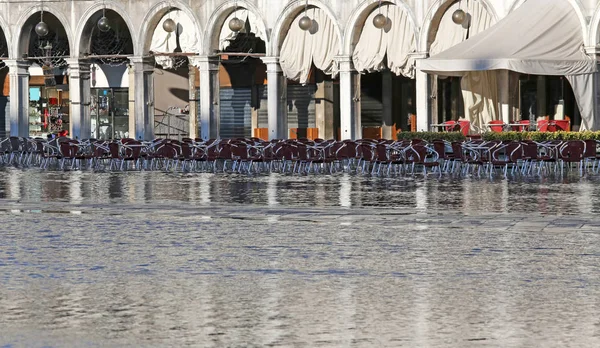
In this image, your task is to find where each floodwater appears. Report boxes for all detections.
[1,168,600,347]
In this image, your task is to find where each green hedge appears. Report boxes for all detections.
[396,131,467,142]
[481,131,600,141]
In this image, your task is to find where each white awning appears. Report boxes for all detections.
[418,0,598,130]
[219,9,267,51]
[280,7,339,84]
[352,4,416,78]
[419,0,595,76]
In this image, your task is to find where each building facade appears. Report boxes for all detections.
[1,0,600,140]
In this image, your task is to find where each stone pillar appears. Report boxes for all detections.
[191,56,220,140]
[128,64,135,137]
[188,64,199,139]
[66,58,91,140]
[6,59,30,137]
[415,68,430,132]
[497,69,511,124]
[128,57,155,140]
[314,78,334,140]
[261,57,287,140]
[536,75,546,118]
[382,70,393,139]
[337,56,361,140]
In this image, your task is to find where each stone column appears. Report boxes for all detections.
[191,56,220,140]
[337,56,361,140]
[382,70,393,139]
[260,57,287,140]
[128,57,155,140]
[128,64,135,137]
[536,75,546,118]
[415,68,430,132]
[6,59,30,137]
[66,58,91,140]
[188,64,199,139]
[497,69,511,124]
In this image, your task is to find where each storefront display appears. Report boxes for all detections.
[28,85,70,138]
[91,88,129,140]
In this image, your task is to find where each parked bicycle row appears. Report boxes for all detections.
[0,136,598,177]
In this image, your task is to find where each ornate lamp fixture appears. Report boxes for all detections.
[373,0,388,29]
[228,1,244,32]
[35,8,49,37]
[298,0,313,31]
[97,4,111,32]
[452,0,467,25]
[163,7,176,33]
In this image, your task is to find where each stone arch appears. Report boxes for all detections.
[0,15,13,58]
[271,0,343,57]
[14,5,74,58]
[75,1,138,57]
[419,0,499,53]
[138,0,203,55]
[344,0,419,56]
[204,0,270,54]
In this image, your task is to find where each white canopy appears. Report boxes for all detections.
[150,10,200,69]
[352,4,416,78]
[418,0,598,130]
[280,7,340,84]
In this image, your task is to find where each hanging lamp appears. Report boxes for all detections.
[452,0,467,25]
[299,0,313,31]
[35,7,49,37]
[373,0,387,29]
[97,3,111,32]
[163,6,177,33]
[228,1,244,32]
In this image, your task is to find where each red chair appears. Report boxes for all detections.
[443,120,460,132]
[512,120,531,132]
[488,120,505,133]
[458,120,471,136]
[553,120,570,132]
[537,119,549,132]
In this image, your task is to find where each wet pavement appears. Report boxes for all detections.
[1,168,600,347]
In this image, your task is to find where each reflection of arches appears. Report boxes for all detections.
[75,1,137,57]
[14,6,74,57]
[344,0,419,56]
[204,0,269,54]
[271,0,343,56]
[138,0,202,55]
[420,0,499,52]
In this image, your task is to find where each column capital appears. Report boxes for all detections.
[409,52,429,60]
[261,57,282,73]
[128,56,154,71]
[260,56,280,65]
[189,56,219,70]
[334,56,355,72]
[4,59,30,74]
[585,46,600,56]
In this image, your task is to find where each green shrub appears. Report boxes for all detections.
[481,131,600,142]
[396,131,466,142]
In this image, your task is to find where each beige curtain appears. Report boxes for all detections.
[280,7,340,84]
[219,9,268,51]
[150,10,200,69]
[461,71,499,131]
[352,4,416,78]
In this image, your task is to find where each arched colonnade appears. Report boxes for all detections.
[0,0,597,140]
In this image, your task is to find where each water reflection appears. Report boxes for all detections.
[2,168,600,214]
